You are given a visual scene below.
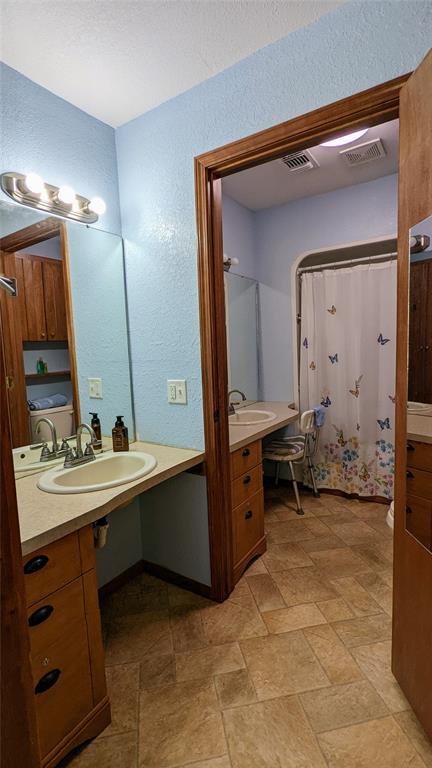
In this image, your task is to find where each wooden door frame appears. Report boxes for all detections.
[0,217,81,440]
[195,73,409,601]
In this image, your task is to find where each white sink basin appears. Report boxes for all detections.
[37,451,157,494]
[229,409,277,426]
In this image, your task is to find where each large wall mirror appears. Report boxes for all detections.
[406,211,432,549]
[0,200,134,464]
[225,271,260,404]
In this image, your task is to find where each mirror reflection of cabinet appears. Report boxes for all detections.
[16,253,68,342]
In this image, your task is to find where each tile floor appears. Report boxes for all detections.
[62,489,432,768]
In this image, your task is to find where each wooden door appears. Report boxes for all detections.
[408,258,432,403]
[0,251,30,447]
[0,312,40,767]
[19,253,47,341]
[393,49,432,739]
[42,259,68,340]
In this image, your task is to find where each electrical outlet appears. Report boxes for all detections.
[88,377,103,399]
[167,379,187,404]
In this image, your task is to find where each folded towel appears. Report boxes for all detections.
[28,394,68,411]
[313,405,326,428]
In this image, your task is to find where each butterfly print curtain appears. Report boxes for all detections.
[299,261,396,499]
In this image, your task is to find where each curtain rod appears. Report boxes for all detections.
[297,251,397,275]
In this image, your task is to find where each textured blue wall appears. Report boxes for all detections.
[0,63,121,235]
[116,0,431,450]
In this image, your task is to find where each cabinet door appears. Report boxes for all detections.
[20,254,47,341]
[42,259,68,340]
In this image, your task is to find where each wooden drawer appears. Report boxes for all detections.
[27,577,85,658]
[406,466,432,501]
[406,494,432,549]
[406,440,432,472]
[233,489,265,565]
[23,532,81,607]
[32,618,93,758]
[231,463,263,508]
[231,440,261,480]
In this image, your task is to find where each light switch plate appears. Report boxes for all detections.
[167,379,187,404]
[88,377,103,399]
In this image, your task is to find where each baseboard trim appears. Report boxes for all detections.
[98,558,212,601]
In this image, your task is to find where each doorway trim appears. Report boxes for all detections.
[195,73,409,601]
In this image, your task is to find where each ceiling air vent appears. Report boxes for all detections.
[281,149,319,171]
[340,138,386,166]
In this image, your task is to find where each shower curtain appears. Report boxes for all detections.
[299,261,396,499]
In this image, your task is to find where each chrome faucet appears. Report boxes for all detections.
[32,417,61,461]
[228,389,247,415]
[64,423,98,468]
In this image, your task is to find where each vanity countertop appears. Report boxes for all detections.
[229,402,299,452]
[407,414,432,445]
[17,441,205,556]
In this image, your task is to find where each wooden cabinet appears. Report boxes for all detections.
[23,527,110,767]
[406,440,432,550]
[230,440,266,583]
[17,253,68,342]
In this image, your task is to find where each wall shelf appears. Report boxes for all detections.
[25,370,71,381]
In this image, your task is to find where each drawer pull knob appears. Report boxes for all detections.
[243,475,251,485]
[242,448,250,457]
[407,443,415,452]
[28,605,54,627]
[35,669,61,695]
[24,554,49,575]
[406,470,414,479]
[245,510,253,520]
[406,506,413,514]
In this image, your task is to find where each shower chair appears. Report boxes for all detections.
[262,409,321,516]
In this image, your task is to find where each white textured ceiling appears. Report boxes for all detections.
[222,119,399,209]
[1,0,342,127]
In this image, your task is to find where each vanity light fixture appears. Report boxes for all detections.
[320,129,368,147]
[0,171,106,223]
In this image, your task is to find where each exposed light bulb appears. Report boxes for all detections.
[320,129,368,148]
[88,196,106,215]
[57,185,76,205]
[24,172,44,194]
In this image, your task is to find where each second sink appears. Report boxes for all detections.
[38,451,157,494]
[229,409,277,426]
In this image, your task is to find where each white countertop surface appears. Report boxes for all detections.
[229,402,299,452]
[17,441,204,555]
[407,413,432,445]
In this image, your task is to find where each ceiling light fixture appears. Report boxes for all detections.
[0,172,106,223]
[320,129,368,148]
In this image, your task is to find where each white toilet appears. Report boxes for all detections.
[29,403,75,444]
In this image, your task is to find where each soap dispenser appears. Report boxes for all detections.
[89,412,102,453]
[112,415,129,452]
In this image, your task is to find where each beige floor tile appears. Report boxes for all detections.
[332,614,392,648]
[351,641,410,712]
[304,624,363,685]
[316,598,355,623]
[309,548,372,578]
[350,502,388,522]
[328,521,381,546]
[318,716,426,768]
[180,759,231,768]
[395,710,432,767]
[63,731,138,767]
[367,519,394,538]
[314,508,358,524]
[102,583,168,618]
[352,542,393,572]
[272,567,337,605]
[240,630,329,700]
[263,542,315,572]
[303,518,333,536]
[275,505,316,520]
[215,669,257,709]
[201,593,267,644]
[103,663,139,737]
[265,519,316,544]
[300,535,348,553]
[105,610,173,664]
[175,642,245,682]
[223,695,327,768]
[170,606,209,651]
[355,572,393,615]
[246,574,285,612]
[243,556,267,576]
[300,679,388,733]
[263,603,327,634]
[139,653,175,690]
[167,584,211,609]
[139,679,227,767]
[330,576,382,616]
